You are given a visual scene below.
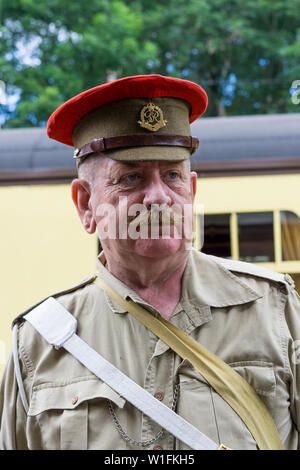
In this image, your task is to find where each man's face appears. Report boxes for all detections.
[77,157,197,260]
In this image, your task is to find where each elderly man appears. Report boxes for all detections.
[1,75,300,451]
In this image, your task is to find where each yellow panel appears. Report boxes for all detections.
[194,173,300,284]
[0,184,97,377]
[273,210,282,263]
[230,213,239,260]
[195,174,300,218]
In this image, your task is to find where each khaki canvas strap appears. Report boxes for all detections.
[95,275,284,450]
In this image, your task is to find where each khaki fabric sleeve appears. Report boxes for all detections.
[0,343,29,449]
[285,287,300,449]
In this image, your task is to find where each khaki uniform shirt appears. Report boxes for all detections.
[1,248,300,450]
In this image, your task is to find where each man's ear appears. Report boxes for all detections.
[71,179,96,234]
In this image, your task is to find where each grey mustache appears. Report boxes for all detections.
[133,207,184,226]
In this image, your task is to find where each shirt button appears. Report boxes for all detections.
[284,274,295,287]
[153,445,163,450]
[72,396,78,405]
[154,392,164,401]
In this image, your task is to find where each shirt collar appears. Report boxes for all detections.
[96,249,262,358]
[181,248,262,309]
[97,248,261,315]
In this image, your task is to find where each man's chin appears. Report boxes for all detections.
[133,237,185,258]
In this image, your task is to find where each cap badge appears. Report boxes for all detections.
[138,102,167,132]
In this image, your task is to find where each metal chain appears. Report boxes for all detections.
[108,383,180,448]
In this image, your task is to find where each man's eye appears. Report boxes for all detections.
[126,173,139,182]
[168,172,178,179]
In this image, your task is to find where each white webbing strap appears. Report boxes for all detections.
[23,297,219,450]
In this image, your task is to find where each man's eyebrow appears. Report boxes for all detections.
[107,162,141,179]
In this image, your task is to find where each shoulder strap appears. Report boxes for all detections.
[22,297,221,451]
[209,255,291,288]
[95,276,285,451]
[12,274,97,327]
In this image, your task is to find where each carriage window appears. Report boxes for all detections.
[201,210,300,269]
[238,212,274,262]
[202,214,231,258]
[281,211,300,261]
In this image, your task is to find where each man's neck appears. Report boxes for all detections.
[105,252,189,320]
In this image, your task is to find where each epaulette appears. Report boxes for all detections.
[12,273,97,328]
[208,255,295,291]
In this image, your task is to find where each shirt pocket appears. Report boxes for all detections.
[175,359,276,450]
[27,376,126,450]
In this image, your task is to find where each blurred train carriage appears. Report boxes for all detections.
[191,113,300,294]
[1,113,300,373]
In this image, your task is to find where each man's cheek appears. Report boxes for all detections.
[95,203,117,240]
[182,203,194,242]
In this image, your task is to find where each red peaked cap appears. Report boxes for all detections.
[47,74,208,147]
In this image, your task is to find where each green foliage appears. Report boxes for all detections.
[136,0,300,115]
[1,0,300,127]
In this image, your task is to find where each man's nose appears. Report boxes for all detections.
[143,177,172,209]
